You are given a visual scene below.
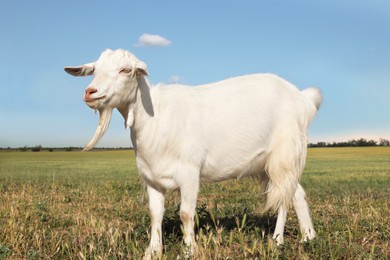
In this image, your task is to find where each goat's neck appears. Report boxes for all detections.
[117,75,154,130]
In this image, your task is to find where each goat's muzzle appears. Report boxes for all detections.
[83,87,106,108]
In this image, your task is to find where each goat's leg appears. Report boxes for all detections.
[273,206,287,245]
[144,185,165,259]
[178,173,199,254]
[293,183,316,241]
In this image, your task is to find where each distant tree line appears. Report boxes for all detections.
[309,138,390,148]
[1,146,132,152]
[16,145,79,152]
[1,139,389,151]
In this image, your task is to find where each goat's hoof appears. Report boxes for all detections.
[301,229,316,243]
[181,243,197,259]
[272,234,284,246]
[143,246,162,260]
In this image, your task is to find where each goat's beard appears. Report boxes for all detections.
[83,108,113,151]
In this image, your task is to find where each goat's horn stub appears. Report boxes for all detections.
[83,108,113,151]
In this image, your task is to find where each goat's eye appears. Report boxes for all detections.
[119,68,131,74]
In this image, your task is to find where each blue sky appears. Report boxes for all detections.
[1,0,389,148]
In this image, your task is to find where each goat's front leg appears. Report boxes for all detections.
[178,172,199,255]
[144,185,165,260]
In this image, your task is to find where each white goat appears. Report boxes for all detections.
[65,48,322,258]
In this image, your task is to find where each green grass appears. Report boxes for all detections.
[0,148,389,259]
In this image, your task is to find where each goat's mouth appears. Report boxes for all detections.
[84,96,107,108]
[84,96,106,103]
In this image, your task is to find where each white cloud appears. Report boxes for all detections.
[168,75,182,83]
[135,33,171,47]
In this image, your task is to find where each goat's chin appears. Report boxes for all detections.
[83,108,113,151]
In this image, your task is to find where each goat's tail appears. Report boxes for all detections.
[301,87,323,122]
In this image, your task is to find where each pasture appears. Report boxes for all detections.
[0,147,389,259]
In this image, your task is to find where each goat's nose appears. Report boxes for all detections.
[84,87,97,99]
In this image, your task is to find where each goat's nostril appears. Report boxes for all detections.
[85,88,98,95]
[85,88,98,99]
[84,88,98,101]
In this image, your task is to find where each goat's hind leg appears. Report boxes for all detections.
[273,206,287,245]
[293,183,316,242]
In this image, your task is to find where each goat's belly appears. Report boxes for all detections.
[200,151,268,183]
[200,168,254,182]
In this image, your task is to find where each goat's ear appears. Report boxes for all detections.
[136,68,148,76]
[135,60,148,76]
[64,63,95,77]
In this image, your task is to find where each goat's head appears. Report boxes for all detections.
[64,49,148,150]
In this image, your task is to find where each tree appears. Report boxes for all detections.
[379,138,390,146]
[31,145,42,152]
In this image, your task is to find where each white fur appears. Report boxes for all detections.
[65,49,322,258]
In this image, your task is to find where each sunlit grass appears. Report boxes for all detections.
[0,147,389,258]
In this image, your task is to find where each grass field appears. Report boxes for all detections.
[0,147,389,259]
